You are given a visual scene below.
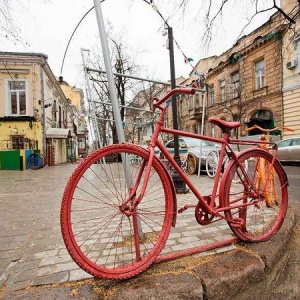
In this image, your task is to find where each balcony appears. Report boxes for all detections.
[188,106,203,120]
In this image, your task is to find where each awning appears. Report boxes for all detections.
[46,128,72,139]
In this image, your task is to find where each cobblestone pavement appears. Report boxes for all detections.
[0,163,236,293]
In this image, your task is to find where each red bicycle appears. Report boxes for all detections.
[60,88,288,280]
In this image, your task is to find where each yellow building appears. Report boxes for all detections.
[0,52,76,170]
[58,77,87,157]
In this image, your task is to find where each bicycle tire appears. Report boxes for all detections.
[36,153,47,169]
[187,153,197,174]
[206,151,218,178]
[26,153,43,170]
[221,148,288,242]
[60,144,174,280]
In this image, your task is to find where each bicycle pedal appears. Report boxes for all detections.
[178,204,195,213]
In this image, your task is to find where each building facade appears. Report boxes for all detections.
[205,14,286,139]
[58,77,87,158]
[156,2,300,144]
[281,0,300,137]
[161,7,296,142]
[0,52,77,170]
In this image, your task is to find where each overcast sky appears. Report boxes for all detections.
[2,0,278,89]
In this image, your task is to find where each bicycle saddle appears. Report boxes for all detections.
[209,117,240,133]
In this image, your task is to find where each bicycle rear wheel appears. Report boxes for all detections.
[221,148,288,242]
[60,144,174,280]
[206,151,218,178]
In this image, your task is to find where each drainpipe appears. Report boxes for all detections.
[40,61,46,156]
[279,32,284,134]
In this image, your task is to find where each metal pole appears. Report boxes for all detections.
[197,91,206,176]
[93,0,125,144]
[168,26,188,194]
[81,49,102,149]
[40,63,46,157]
[93,0,143,237]
[87,67,205,92]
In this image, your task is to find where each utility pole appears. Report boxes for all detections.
[168,26,189,194]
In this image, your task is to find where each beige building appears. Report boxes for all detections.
[281,0,300,137]
[114,1,300,145]
[58,77,87,158]
[124,83,164,144]
[164,5,295,142]
[205,14,286,139]
[0,52,76,169]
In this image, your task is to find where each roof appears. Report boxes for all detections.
[0,51,48,59]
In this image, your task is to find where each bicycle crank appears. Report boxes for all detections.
[195,196,215,225]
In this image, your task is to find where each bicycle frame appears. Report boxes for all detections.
[60,87,290,280]
[127,88,277,223]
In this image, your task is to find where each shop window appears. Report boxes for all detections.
[11,135,25,149]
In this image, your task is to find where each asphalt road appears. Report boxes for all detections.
[282,164,300,207]
[271,164,300,298]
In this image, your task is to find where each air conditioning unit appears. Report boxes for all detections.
[286,59,298,69]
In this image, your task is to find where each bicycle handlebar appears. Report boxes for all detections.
[245,124,294,134]
[153,88,196,107]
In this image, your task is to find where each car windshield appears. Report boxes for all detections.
[184,137,215,147]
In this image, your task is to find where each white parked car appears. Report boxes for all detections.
[274,137,300,163]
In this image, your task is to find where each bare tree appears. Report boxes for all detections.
[155,0,299,50]
[0,0,49,45]
[87,31,141,145]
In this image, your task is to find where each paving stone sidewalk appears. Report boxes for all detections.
[0,163,236,293]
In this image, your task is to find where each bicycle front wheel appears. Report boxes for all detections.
[206,151,218,178]
[221,148,288,242]
[61,144,174,280]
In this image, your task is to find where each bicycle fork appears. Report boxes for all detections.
[119,148,155,214]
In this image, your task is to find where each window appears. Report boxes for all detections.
[231,73,240,98]
[211,124,215,137]
[292,138,300,146]
[179,98,183,117]
[293,32,300,73]
[188,95,193,110]
[7,80,27,115]
[208,85,215,105]
[52,100,58,124]
[220,80,226,101]
[277,140,292,148]
[11,135,25,149]
[59,106,62,128]
[195,93,200,108]
[255,60,265,89]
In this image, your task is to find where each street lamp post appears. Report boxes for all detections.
[167,26,189,194]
